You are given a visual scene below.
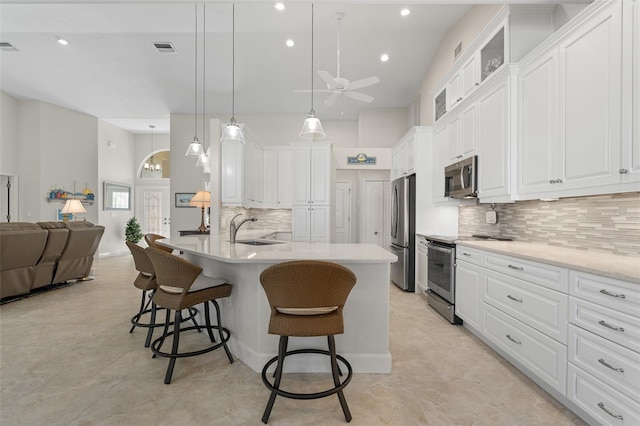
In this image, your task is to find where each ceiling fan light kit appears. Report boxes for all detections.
[299,3,325,140]
[222,3,245,144]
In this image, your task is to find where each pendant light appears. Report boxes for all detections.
[300,3,325,140]
[221,3,245,143]
[197,4,211,170]
[185,4,204,157]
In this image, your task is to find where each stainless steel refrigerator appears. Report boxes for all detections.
[389,174,415,292]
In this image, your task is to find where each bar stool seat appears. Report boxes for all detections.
[259,260,357,424]
[145,247,234,384]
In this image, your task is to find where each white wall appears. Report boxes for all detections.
[358,108,409,147]
[0,91,19,176]
[98,119,136,256]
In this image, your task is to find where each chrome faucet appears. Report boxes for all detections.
[229,213,257,244]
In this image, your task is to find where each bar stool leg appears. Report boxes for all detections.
[164,310,182,384]
[329,335,352,422]
[211,299,233,363]
[262,336,288,424]
[144,299,157,348]
[129,290,148,333]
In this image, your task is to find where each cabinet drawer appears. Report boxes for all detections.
[484,252,568,292]
[483,303,567,394]
[570,270,640,318]
[484,270,568,344]
[568,363,640,426]
[569,325,640,402]
[456,245,482,265]
[569,297,640,353]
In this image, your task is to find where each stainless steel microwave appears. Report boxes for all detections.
[444,155,478,199]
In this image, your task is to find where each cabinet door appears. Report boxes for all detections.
[461,54,479,98]
[220,141,243,205]
[455,261,483,330]
[460,102,477,158]
[291,146,311,204]
[622,0,640,184]
[391,146,401,180]
[416,247,428,293]
[310,145,331,204]
[518,51,559,196]
[477,79,510,200]
[406,136,416,175]
[447,115,461,163]
[447,72,461,111]
[310,205,331,242]
[291,206,311,242]
[277,149,292,207]
[263,150,278,208]
[558,0,622,190]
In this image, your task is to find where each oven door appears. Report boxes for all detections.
[427,243,455,304]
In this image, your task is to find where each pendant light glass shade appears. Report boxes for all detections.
[300,3,325,140]
[185,136,204,157]
[195,151,210,168]
[222,4,245,143]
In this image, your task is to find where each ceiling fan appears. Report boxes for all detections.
[297,12,380,108]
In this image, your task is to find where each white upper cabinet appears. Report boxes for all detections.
[220,141,244,206]
[243,141,264,208]
[621,0,640,186]
[518,0,636,199]
[391,131,416,180]
[263,147,292,209]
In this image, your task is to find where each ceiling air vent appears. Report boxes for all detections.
[0,42,18,52]
[153,42,176,54]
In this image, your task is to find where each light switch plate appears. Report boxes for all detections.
[486,210,497,224]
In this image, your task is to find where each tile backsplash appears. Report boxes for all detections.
[218,207,291,234]
[458,192,640,256]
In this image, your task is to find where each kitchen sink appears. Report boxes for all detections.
[235,239,284,246]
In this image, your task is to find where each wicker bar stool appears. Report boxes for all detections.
[259,260,357,424]
[145,247,233,384]
[144,233,173,253]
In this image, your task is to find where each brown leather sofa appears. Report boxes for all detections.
[0,221,104,300]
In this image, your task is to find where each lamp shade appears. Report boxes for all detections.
[61,199,87,215]
[189,190,211,208]
[299,112,326,139]
[185,137,204,157]
[221,123,245,143]
[195,151,210,168]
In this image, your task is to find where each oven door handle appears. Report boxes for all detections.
[427,244,453,254]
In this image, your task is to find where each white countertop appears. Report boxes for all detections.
[160,230,397,264]
[457,240,640,284]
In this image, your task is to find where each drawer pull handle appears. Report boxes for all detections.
[597,402,624,420]
[598,358,625,373]
[598,320,625,332]
[507,264,524,271]
[462,252,472,256]
[507,294,523,303]
[599,289,626,299]
[506,334,522,345]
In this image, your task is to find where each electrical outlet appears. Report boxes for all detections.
[485,210,497,224]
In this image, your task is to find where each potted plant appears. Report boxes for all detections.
[125,217,143,243]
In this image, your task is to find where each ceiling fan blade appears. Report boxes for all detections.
[294,89,333,93]
[324,92,341,107]
[344,91,374,103]
[347,76,380,91]
[318,70,337,90]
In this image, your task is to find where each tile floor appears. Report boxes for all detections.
[0,255,586,425]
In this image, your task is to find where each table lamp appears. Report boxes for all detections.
[60,199,86,221]
[189,191,210,232]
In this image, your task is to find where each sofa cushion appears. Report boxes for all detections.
[0,228,48,298]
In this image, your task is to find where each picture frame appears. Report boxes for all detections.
[104,181,131,211]
[175,192,196,208]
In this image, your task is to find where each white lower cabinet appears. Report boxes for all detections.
[291,205,330,243]
[455,244,640,425]
[483,303,567,394]
[567,363,640,426]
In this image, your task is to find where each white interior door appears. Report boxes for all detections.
[362,180,385,247]
[136,186,170,237]
[334,181,352,243]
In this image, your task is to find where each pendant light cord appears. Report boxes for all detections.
[194,4,198,140]
[310,3,314,113]
[202,3,206,150]
[231,3,236,123]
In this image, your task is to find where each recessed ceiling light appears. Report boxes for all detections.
[55,36,68,46]
[286,39,295,47]
[380,53,389,62]
[401,8,411,17]
[275,3,285,11]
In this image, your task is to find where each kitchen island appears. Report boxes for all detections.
[159,233,397,374]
